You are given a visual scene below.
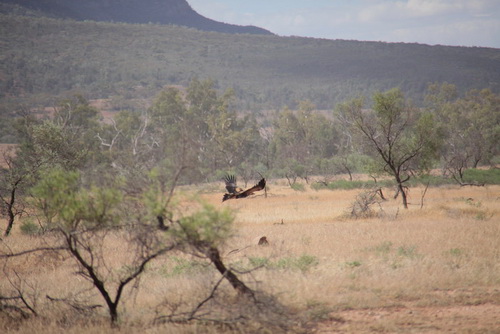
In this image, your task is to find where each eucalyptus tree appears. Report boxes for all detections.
[340,88,440,208]
[271,100,337,182]
[426,83,500,184]
[147,79,264,181]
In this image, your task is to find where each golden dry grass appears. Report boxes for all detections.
[1,181,499,333]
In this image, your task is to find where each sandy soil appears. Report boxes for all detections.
[319,302,500,333]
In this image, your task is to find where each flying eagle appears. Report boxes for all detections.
[222,174,266,202]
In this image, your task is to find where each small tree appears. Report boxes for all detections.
[340,88,440,208]
[29,168,175,324]
[0,145,45,236]
[172,202,255,298]
[426,84,500,184]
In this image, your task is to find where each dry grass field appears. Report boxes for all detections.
[1,180,499,333]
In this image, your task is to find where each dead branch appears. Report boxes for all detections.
[420,182,430,209]
[46,295,102,314]
[0,246,66,258]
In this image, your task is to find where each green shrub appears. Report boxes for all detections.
[242,254,319,273]
[374,241,393,256]
[274,254,319,272]
[311,179,394,191]
[448,248,464,257]
[463,168,500,185]
[165,257,209,277]
[290,183,306,191]
[397,245,419,259]
[345,261,362,268]
[248,256,271,267]
[20,221,40,235]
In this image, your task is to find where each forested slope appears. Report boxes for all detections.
[1,14,499,109]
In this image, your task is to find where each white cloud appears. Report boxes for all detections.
[357,0,499,22]
[187,0,500,48]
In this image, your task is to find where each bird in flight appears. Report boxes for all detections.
[222,174,266,202]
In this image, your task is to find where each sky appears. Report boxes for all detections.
[188,0,500,48]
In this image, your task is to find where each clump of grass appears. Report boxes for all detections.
[364,241,394,258]
[275,254,319,272]
[448,248,465,257]
[290,183,306,191]
[305,300,336,321]
[443,205,492,221]
[463,197,482,207]
[365,242,422,268]
[397,245,419,259]
[312,179,387,190]
[345,261,362,268]
[20,220,40,235]
[248,256,271,267]
[163,257,210,277]
[445,248,468,269]
[407,174,453,187]
[244,254,319,273]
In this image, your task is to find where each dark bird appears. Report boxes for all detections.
[222,175,266,202]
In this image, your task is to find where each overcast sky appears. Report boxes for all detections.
[188,0,500,48]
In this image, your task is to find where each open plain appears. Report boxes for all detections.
[1,180,499,333]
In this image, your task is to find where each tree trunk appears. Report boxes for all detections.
[207,247,254,298]
[398,182,408,209]
[4,182,20,236]
[109,305,118,325]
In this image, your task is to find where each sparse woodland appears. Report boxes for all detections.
[0,10,499,334]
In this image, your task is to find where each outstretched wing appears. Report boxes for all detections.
[223,174,238,194]
[235,178,266,199]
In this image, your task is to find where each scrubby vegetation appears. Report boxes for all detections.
[1,13,498,111]
[0,9,499,332]
[1,181,499,333]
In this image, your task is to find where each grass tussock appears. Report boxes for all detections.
[1,182,499,332]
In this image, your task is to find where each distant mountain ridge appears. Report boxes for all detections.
[0,0,273,35]
[1,10,498,110]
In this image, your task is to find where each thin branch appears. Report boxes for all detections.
[420,181,430,209]
[0,246,66,258]
[187,275,225,320]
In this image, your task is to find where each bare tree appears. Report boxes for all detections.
[0,147,43,236]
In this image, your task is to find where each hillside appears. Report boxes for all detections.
[0,13,499,110]
[0,0,272,35]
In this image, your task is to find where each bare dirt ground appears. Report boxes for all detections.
[319,297,500,333]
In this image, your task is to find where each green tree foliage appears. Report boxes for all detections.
[173,201,234,249]
[28,168,176,324]
[0,95,107,235]
[8,136,259,323]
[340,88,441,208]
[13,95,104,171]
[426,83,500,184]
[169,200,254,297]
[146,79,265,181]
[271,101,337,182]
